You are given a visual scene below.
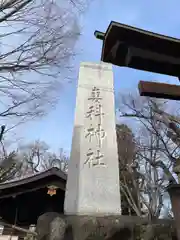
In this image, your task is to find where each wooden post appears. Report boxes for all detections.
[138,81,180,100]
[167,185,180,240]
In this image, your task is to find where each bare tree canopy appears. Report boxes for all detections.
[0,0,82,128]
[0,138,69,182]
[116,94,180,222]
[17,140,69,175]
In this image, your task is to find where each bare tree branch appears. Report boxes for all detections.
[0,0,83,129]
[117,94,179,223]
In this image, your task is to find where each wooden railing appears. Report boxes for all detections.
[0,226,34,240]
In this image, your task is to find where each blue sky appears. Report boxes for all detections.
[19,0,180,155]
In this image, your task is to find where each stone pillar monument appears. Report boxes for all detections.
[64,62,121,215]
[36,62,173,240]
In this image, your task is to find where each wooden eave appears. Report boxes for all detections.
[0,167,67,199]
[95,21,180,76]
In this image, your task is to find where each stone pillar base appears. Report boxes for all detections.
[36,212,175,240]
[167,184,180,240]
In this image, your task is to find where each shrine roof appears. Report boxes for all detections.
[95,21,180,76]
[0,167,67,198]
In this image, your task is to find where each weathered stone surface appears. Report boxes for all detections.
[36,213,175,240]
[64,62,121,215]
[67,215,132,240]
[36,212,68,240]
[36,213,133,240]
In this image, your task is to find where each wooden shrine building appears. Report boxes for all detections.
[0,167,66,227]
